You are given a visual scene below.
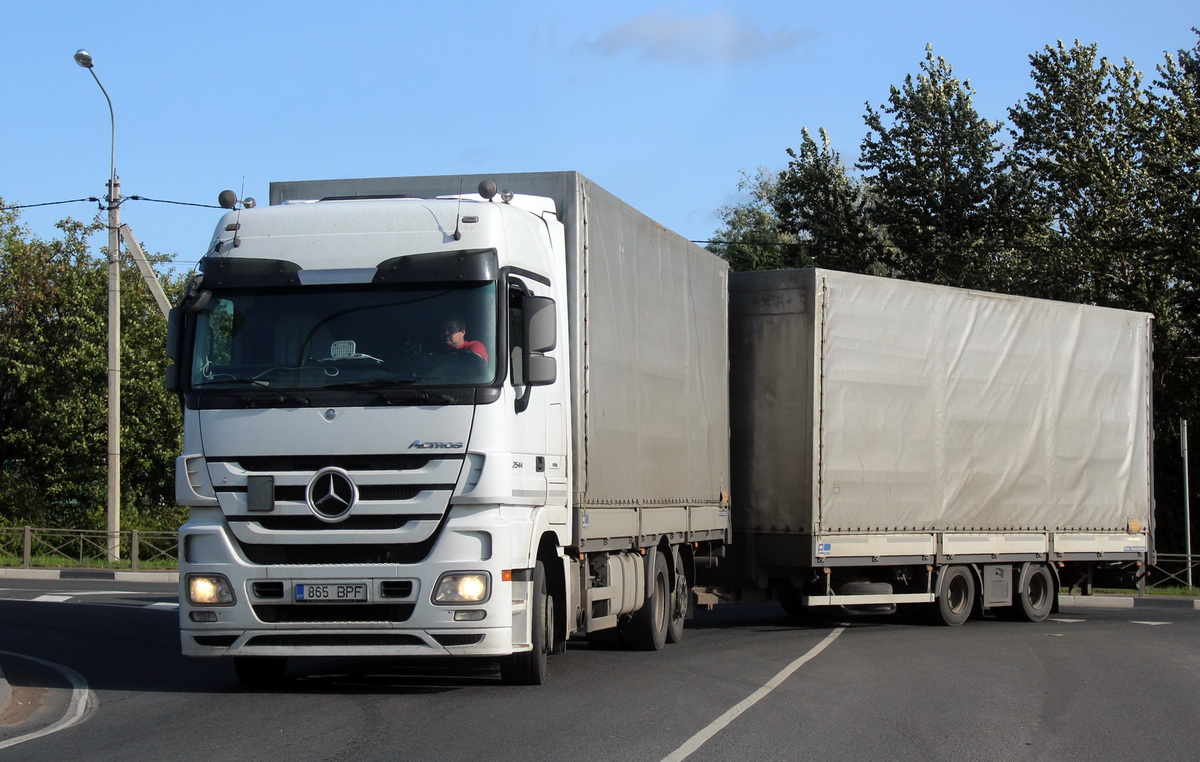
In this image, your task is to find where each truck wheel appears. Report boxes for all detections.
[233,656,287,687]
[933,565,975,626]
[1013,563,1054,623]
[666,563,688,644]
[620,552,669,651]
[500,561,550,685]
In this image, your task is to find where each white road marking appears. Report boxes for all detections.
[31,595,73,603]
[0,651,95,750]
[662,626,847,762]
[1050,618,1085,623]
[1131,621,1172,626]
[146,602,179,610]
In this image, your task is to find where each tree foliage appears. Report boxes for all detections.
[775,128,887,276]
[0,203,187,531]
[858,46,1013,290]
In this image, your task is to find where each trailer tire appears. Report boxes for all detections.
[620,552,669,651]
[1013,563,1054,623]
[933,565,975,626]
[500,561,550,685]
[780,597,807,618]
[233,656,287,687]
[666,563,688,644]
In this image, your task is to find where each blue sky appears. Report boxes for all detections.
[3,2,1196,272]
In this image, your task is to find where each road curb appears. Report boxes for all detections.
[1058,595,1200,610]
[0,659,9,720]
[0,568,178,583]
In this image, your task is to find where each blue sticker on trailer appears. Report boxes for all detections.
[817,543,831,556]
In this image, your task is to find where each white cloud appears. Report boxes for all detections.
[582,8,813,65]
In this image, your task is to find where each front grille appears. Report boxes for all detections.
[253,581,285,598]
[380,580,414,599]
[193,635,238,647]
[246,634,423,647]
[238,541,436,565]
[229,455,432,472]
[252,603,415,623]
[235,515,432,531]
[432,633,484,647]
[273,484,428,503]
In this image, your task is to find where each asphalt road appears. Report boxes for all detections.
[0,578,1197,761]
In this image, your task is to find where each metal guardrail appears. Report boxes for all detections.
[1148,553,1199,591]
[0,526,177,571]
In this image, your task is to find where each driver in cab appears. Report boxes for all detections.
[441,319,489,363]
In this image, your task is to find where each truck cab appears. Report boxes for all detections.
[171,186,568,683]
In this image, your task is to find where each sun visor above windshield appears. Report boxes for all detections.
[374,249,499,284]
[199,257,303,288]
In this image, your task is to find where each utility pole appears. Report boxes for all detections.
[75,49,122,561]
[1184,419,1192,588]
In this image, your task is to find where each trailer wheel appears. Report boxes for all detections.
[233,656,287,687]
[1013,563,1054,623]
[621,552,669,651]
[666,563,689,644]
[501,561,550,685]
[780,597,807,618]
[934,565,975,626]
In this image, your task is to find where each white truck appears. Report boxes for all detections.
[721,268,1155,624]
[167,172,731,684]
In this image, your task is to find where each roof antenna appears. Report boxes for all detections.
[452,178,464,241]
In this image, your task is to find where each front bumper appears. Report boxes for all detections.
[179,508,531,659]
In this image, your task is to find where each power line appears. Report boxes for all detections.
[2,195,223,212]
[1,198,101,211]
[126,195,222,209]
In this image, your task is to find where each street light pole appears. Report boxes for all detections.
[74,49,121,561]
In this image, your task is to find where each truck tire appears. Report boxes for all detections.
[933,565,975,626]
[666,563,688,644]
[620,552,669,651]
[500,561,550,685]
[1012,563,1054,623]
[233,656,287,687]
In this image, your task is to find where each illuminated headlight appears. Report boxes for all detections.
[187,574,236,605]
[433,572,490,604]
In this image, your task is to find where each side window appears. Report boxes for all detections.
[509,285,526,389]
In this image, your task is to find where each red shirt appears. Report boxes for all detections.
[460,340,489,363]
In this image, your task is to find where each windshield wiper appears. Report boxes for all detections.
[325,379,457,404]
[195,376,281,386]
[193,378,309,407]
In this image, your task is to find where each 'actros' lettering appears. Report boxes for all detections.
[408,440,464,450]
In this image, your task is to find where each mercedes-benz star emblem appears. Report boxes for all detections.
[306,467,357,522]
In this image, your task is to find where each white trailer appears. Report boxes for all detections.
[169,172,729,684]
[724,268,1154,624]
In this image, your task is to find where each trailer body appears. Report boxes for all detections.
[727,269,1153,617]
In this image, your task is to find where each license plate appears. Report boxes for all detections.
[295,582,369,603]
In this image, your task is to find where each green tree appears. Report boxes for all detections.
[858,45,1013,290]
[774,127,888,276]
[0,202,186,531]
[1007,40,1159,308]
[708,169,802,272]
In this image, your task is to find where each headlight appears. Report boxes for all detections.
[433,572,490,604]
[187,574,236,605]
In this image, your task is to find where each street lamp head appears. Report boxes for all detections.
[74,49,94,69]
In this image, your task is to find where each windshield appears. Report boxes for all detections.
[189,281,497,391]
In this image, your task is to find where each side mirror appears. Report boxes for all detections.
[525,353,556,386]
[166,306,182,361]
[525,296,556,353]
